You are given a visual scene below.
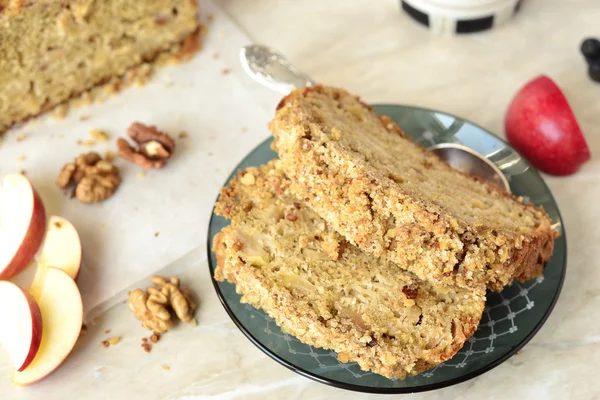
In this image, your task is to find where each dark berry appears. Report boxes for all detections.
[589,62,600,83]
[581,38,600,63]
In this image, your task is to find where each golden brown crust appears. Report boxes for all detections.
[269,85,557,291]
[212,230,228,282]
[211,160,485,379]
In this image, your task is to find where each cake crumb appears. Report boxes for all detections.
[16,133,27,142]
[105,329,111,335]
[89,129,109,142]
[80,92,93,106]
[20,169,27,176]
[103,79,121,94]
[80,115,91,121]
[221,68,230,75]
[150,332,161,343]
[154,232,160,237]
[241,127,247,133]
[101,340,110,348]
[100,223,105,228]
[207,14,215,23]
[212,53,219,59]
[104,150,116,162]
[178,131,188,139]
[142,343,152,353]
[77,139,97,147]
[137,171,146,179]
[17,155,26,162]
[161,365,170,371]
[107,336,121,346]
[54,105,68,120]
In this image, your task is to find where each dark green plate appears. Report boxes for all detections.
[207,105,566,394]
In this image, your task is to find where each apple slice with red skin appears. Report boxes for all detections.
[12,267,83,386]
[0,174,46,280]
[505,75,590,176]
[0,281,43,372]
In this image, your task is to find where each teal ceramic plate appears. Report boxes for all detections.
[207,105,566,394]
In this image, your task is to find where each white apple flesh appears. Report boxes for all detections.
[39,216,82,280]
[0,281,43,372]
[12,267,83,386]
[0,174,46,280]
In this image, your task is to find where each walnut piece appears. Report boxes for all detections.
[117,138,165,169]
[127,275,197,333]
[117,122,176,169]
[56,152,121,204]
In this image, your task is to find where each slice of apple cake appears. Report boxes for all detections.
[269,85,557,291]
[213,160,485,379]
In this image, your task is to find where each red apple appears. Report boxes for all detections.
[12,267,83,386]
[0,174,46,280]
[505,75,590,176]
[0,281,43,372]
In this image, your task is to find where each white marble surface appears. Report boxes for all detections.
[2,0,600,398]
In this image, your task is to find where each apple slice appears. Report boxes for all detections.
[0,281,43,372]
[12,267,83,386]
[505,75,591,176]
[30,216,82,300]
[40,216,82,278]
[0,174,46,280]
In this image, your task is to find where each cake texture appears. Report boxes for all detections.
[0,0,199,134]
[269,85,557,291]
[213,160,485,379]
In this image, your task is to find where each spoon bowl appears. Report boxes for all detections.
[428,143,511,192]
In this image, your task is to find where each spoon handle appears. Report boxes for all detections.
[240,45,316,94]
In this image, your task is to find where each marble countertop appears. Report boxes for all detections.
[2,0,600,399]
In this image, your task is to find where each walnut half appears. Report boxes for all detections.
[127,275,197,333]
[117,122,176,169]
[56,152,121,204]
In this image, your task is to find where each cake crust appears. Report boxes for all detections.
[269,85,557,291]
[213,161,485,379]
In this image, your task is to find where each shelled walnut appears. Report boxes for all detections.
[57,151,121,203]
[117,122,175,169]
[127,275,197,333]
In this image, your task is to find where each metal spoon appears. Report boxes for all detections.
[240,44,511,192]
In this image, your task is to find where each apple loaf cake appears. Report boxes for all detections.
[213,160,485,379]
[269,85,557,291]
[0,0,200,134]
